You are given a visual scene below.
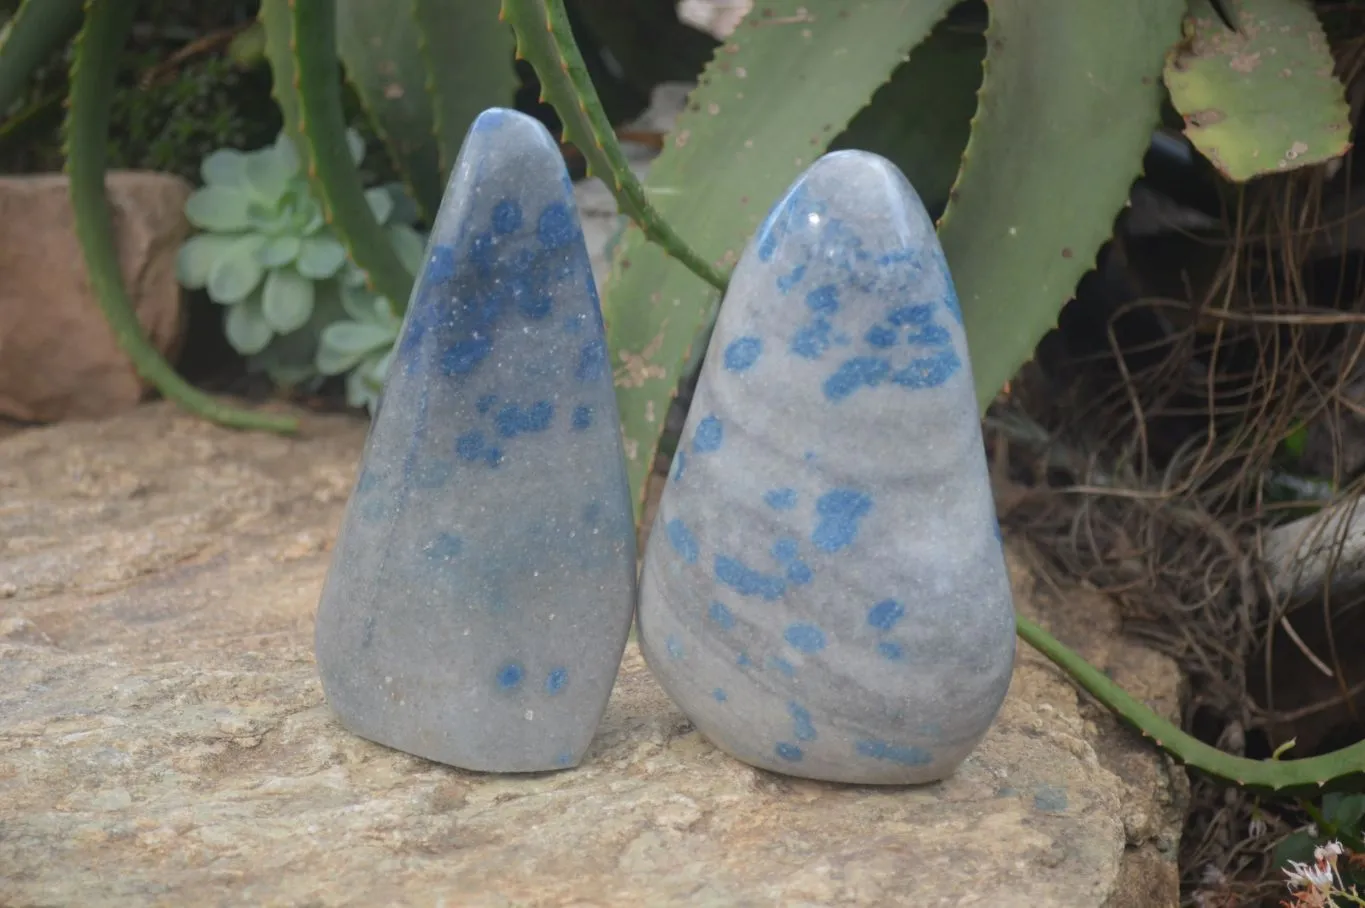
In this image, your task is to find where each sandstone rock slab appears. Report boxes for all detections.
[0,172,189,423]
[0,403,1185,906]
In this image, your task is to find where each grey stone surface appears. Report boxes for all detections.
[0,404,1185,906]
[637,150,1016,785]
[314,108,637,773]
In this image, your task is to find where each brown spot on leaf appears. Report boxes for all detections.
[1230,51,1260,73]
[740,196,749,205]
[1061,248,1073,259]
[1186,108,1225,127]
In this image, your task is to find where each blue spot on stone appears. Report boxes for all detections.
[456,431,485,461]
[713,688,728,703]
[537,202,575,249]
[907,323,951,347]
[476,394,497,414]
[878,641,904,661]
[769,656,795,677]
[469,231,496,271]
[856,739,933,766]
[786,562,813,586]
[789,702,817,741]
[426,245,456,283]
[724,336,762,372]
[693,415,723,453]
[571,405,593,431]
[555,750,575,767]
[496,662,524,689]
[518,292,553,320]
[784,623,826,653]
[666,518,699,564]
[715,555,785,600]
[776,263,806,293]
[866,324,898,348]
[545,667,569,694]
[442,336,493,375]
[824,356,890,401]
[775,742,803,762]
[576,338,606,381]
[764,488,797,510]
[562,313,584,333]
[485,447,503,468]
[583,501,601,525]
[671,451,686,481]
[868,599,905,631]
[811,489,873,553]
[491,199,523,235]
[425,532,463,560]
[411,459,454,488]
[891,350,961,389]
[1034,785,1069,813]
[708,600,735,630]
[790,317,833,359]
[771,538,799,563]
[495,401,554,438]
[666,636,685,659]
[806,284,839,314]
[804,450,817,462]
[888,303,934,326]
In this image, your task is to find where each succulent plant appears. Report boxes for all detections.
[314,258,412,413]
[175,128,396,355]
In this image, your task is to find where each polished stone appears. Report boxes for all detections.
[314,108,638,773]
[637,150,1016,784]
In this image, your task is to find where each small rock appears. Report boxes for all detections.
[0,172,189,423]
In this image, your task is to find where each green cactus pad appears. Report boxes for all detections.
[1164,0,1351,182]
[937,0,1187,412]
[599,0,958,519]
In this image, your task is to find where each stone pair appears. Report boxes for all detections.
[313,108,1016,784]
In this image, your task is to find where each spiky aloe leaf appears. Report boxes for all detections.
[937,0,1188,413]
[599,0,957,519]
[1164,0,1351,182]
[0,0,83,116]
[264,0,413,311]
[414,0,518,181]
[65,0,296,432]
[501,0,726,293]
[335,0,443,221]
[829,19,984,218]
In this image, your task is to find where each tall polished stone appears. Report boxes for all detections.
[637,150,1016,784]
[315,108,637,773]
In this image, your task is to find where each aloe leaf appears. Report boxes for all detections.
[937,0,1188,412]
[335,0,443,221]
[829,21,983,217]
[1164,0,1350,181]
[261,267,316,333]
[597,0,957,519]
[0,0,83,117]
[414,0,518,181]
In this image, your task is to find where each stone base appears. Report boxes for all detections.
[0,403,1185,906]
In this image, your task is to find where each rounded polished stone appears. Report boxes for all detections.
[637,150,1015,784]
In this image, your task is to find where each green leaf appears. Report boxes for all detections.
[201,148,248,188]
[184,185,251,232]
[317,320,395,374]
[224,296,275,355]
[938,0,1188,412]
[244,146,293,205]
[206,236,267,304]
[176,234,238,289]
[1164,0,1351,182]
[346,127,365,166]
[383,182,421,226]
[258,234,302,268]
[1272,831,1320,870]
[364,186,394,225]
[335,0,444,220]
[1324,792,1365,831]
[261,267,316,333]
[599,0,958,518]
[829,22,983,216]
[387,223,427,277]
[274,132,302,178]
[296,235,347,279]
[414,0,518,179]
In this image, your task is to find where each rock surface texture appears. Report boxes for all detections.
[0,172,188,423]
[314,109,637,773]
[0,403,1186,906]
[638,151,1016,784]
